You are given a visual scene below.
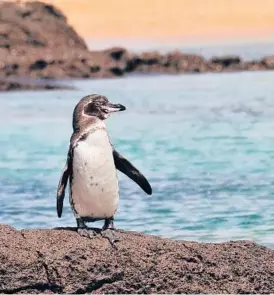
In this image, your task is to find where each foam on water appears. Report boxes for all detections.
[1,71,274,247]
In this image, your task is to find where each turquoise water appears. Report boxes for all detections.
[1,71,274,247]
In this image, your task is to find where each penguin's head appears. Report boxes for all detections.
[73,94,126,129]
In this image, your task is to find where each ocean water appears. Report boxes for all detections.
[1,70,274,247]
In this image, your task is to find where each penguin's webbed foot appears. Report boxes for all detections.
[101,217,120,249]
[76,218,97,239]
[77,227,97,239]
[101,229,120,249]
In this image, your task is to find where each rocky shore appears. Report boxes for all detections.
[1,224,274,294]
[0,77,73,91]
[1,1,274,92]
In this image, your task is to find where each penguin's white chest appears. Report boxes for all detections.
[71,129,119,220]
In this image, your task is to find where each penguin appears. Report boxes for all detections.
[57,94,152,241]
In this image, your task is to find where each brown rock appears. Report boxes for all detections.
[0,1,274,89]
[166,51,206,73]
[124,51,207,74]
[262,56,274,69]
[1,224,274,294]
[0,1,87,51]
[243,61,266,71]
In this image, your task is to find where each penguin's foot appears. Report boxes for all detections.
[77,227,97,239]
[76,218,97,239]
[102,217,114,231]
[101,217,119,249]
[101,229,120,249]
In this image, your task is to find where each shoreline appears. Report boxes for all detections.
[1,47,274,92]
[1,1,274,92]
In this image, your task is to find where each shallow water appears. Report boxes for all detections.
[1,70,274,247]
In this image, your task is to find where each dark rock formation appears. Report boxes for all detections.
[0,1,273,92]
[210,55,241,67]
[1,224,274,294]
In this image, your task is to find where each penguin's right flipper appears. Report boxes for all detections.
[56,150,71,218]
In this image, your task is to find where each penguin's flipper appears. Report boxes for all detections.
[113,149,152,195]
[57,151,72,217]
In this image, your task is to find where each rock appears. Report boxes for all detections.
[0,1,274,90]
[210,55,242,67]
[104,47,128,61]
[0,1,87,51]
[243,61,266,71]
[1,224,274,294]
[0,78,74,91]
[166,51,207,73]
[124,51,207,74]
[262,56,274,69]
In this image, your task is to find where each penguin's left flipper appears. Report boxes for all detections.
[56,150,72,218]
[113,149,152,195]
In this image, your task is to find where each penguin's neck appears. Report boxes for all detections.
[86,117,106,132]
[76,116,107,134]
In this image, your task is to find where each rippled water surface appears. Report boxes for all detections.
[1,70,274,247]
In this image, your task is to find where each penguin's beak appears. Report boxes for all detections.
[104,103,126,113]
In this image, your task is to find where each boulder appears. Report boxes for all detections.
[210,55,242,67]
[0,1,87,51]
[262,56,274,69]
[1,224,274,294]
